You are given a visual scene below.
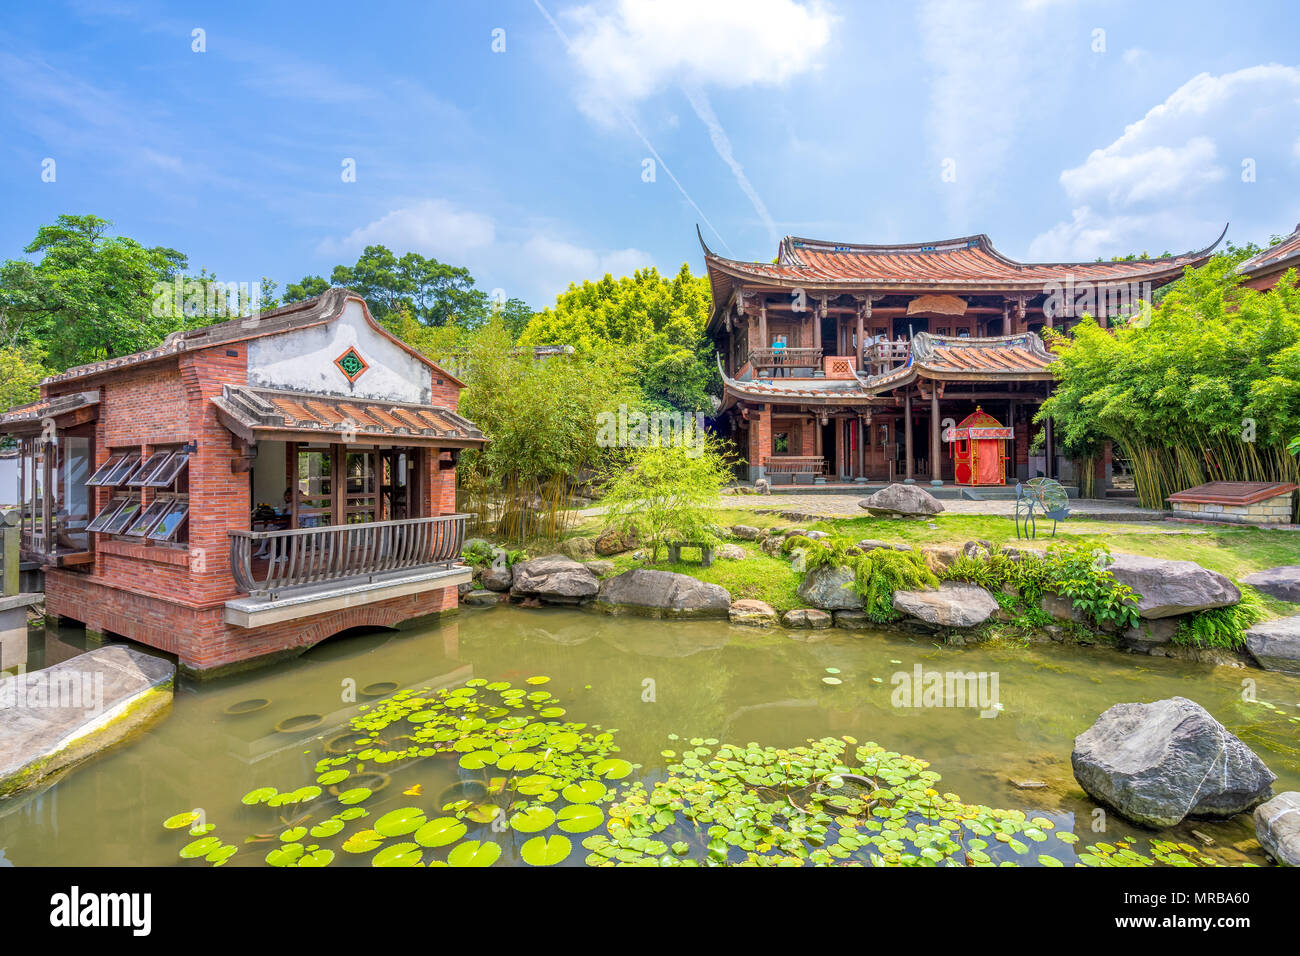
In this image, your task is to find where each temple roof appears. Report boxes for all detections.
[700,225,1226,304]
[0,390,100,435]
[1236,224,1300,280]
[212,385,486,448]
[717,331,1055,408]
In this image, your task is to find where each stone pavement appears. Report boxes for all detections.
[717,492,1174,522]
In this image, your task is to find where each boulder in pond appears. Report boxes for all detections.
[796,565,863,611]
[1071,696,1276,828]
[1241,566,1300,603]
[1243,614,1300,675]
[1104,554,1240,619]
[892,582,998,628]
[0,645,174,797]
[729,599,778,627]
[594,569,731,619]
[1254,791,1300,867]
[584,559,616,577]
[481,562,513,591]
[510,554,600,604]
[859,483,944,518]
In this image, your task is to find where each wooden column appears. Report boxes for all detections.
[758,299,767,350]
[814,297,824,353]
[836,418,845,478]
[855,300,866,371]
[856,416,866,478]
[930,390,942,484]
[904,394,914,480]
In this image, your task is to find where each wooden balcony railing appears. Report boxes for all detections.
[229,514,468,597]
[749,347,822,370]
[864,341,911,370]
[763,455,825,474]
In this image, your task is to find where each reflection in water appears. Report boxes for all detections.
[1,607,1297,865]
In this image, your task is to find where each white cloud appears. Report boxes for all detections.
[564,0,833,121]
[1032,64,1300,259]
[316,200,496,260]
[1122,47,1148,66]
[1061,136,1223,206]
[318,200,653,305]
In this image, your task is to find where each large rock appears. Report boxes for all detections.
[1104,554,1240,619]
[594,569,731,619]
[796,565,862,610]
[510,554,600,604]
[557,536,595,560]
[1071,696,1276,828]
[857,539,912,553]
[1,645,174,797]
[481,563,513,591]
[859,483,945,518]
[594,526,639,556]
[1254,791,1300,867]
[892,582,998,628]
[715,543,747,561]
[729,524,760,541]
[1242,566,1300,603]
[729,599,778,627]
[1243,614,1300,675]
[919,544,960,573]
[781,608,832,629]
[463,589,505,607]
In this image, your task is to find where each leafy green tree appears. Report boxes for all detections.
[0,345,48,412]
[0,214,188,369]
[285,245,495,329]
[598,435,736,562]
[519,264,719,414]
[1041,254,1300,509]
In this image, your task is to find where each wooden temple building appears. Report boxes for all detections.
[703,228,1223,486]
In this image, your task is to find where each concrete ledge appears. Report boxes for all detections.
[0,645,174,798]
[224,566,471,628]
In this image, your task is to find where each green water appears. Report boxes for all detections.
[2,606,1298,866]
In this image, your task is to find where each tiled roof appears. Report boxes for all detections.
[0,390,100,433]
[1236,224,1300,278]
[916,332,1055,377]
[41,288,463,389]
[212,385,486,447]
[700,225,1225,300]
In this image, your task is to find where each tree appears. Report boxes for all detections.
[0,214,188,369]
[519,264,719,414]
[597,435,736,562]
[285,245,495,329]
[0,345,48,413]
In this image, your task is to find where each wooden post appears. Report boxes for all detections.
[930,390,942,484]
[758,299,767,350]
[1044,416,1055,479]
[904,394,914,480]
[856,299,866,372]
[856,416,866,478]
[814,297,824,353]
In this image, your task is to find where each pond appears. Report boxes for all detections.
[2,606,1297,867]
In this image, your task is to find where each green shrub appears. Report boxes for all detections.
[784,536,938,623]
[1173,586,1267,650]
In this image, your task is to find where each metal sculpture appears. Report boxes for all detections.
[1015,477,1070,539]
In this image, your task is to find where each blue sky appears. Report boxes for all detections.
[2,0,1298,309]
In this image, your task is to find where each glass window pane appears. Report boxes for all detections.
[126,451,172,487]
[102,454,141,486]
[144,452,188,488]
[102,497,141,534]
[86,454,125,486]
[86,496,129,533]
[148,500,189,541]
[126,497,172,536]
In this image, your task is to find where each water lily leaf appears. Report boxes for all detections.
[239,788,277,807]
[561,780,607,804]
[297,848,335,867]
[414,817,467,847]
[337,787,373,805]
[556,804,604,833]
[592,758,633,780]
[180,836,221,859]
[164,811,202,829]
[310,819,345,838]
[510,806,556,833]
[525,676,550,685]
[265,843,304,866]
[205,844,238,865]
[520,834,571,866]
[372,842,423,867]
[280,826,308,842]
[341,829,384,853]
[316,770,350,786]
[447,840,502,867]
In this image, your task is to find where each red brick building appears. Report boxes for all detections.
[702,227,1223,487]
[1,289,484,675]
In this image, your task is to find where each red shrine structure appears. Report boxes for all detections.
[948,407,1012,486]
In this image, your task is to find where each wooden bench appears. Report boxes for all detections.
[668,541,715,567]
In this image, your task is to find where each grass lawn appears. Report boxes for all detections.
[564,506,1300,617]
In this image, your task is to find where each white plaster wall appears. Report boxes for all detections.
[246,299,433,403]
[252,441,287,507]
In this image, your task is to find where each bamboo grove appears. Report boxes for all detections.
[1040,256,1300,517]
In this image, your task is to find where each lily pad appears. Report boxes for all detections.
[520,834,571,866]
